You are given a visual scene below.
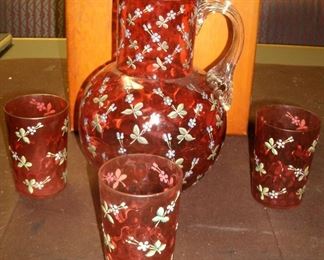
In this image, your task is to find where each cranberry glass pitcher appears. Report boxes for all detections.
[78,0,244,189]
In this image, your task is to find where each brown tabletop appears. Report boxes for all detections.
[0,59,323,260]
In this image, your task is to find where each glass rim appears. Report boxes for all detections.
[98,153,183,199]
[3,93,69,120]
[256,104,321,133]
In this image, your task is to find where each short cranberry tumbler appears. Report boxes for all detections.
[4,94,69,199]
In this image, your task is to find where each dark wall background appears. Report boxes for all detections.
[259,0,324,46]
[0,0,65,38]
[0,0,323,46]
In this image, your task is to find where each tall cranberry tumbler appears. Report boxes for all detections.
[251,105,321,208]
[99,154,183,260]
[4,94,69,199]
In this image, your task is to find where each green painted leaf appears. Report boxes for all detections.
[17,162,24,168]
[133,125,140,135]
[121,109,133,115]
[154,240,162,248]
[107,214,114,224]
[28,185,34,194]
[25,162,32,168]
[159,243,166,252]
[271,148,278,155]
[138,136,148,145]
[168,111,178,119]
[175,158,184,168]
[133,102,143,110]
[19,128,26,136]
[22,136,30,144]
[145,249,156,257]
[157,207,165,217]
[161,216,169,223]
[184,133,195,142]
[179,127,188,135]
[134,110,143,117]
[152,216,162,223]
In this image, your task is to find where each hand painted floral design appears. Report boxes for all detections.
[264,136,294,155]
[296,186,306,200]
[288,165,309,181]
[61,118,69,136]
[30,99,56,116]
[126,44,154,70]
[187,84,221,113]
[9,146,32,170]
[285,111,308,130]
[102,168,127,189]
[101,223,116,253]
[184,158,199,183]
[151,162,174,185]
[177,23,193,51]
[129,113,160,145]
[46,148,67,165]
[126,5,154,26]
[153,88,187,119]
[101,201,128,224]
[61,170,68,184]
[121,92,144,119]
[125,237,166,257]
[152,191,180,227]
[206,126,219,160]
[87,144,97,157]
[254,153,266,176]
[162,133,184,168]
[116,132,127,155]
[15,122,44,144]
[257,185,287,200]
[23,176,51,194]
[91,103,117,134]
[177,127,195,143]
[308,136,319,153]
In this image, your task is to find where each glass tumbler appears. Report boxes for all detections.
[4,94,69,198]
[98,154,183,260]
[251,104,321,208]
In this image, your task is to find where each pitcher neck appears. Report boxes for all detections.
[116,0,197,80]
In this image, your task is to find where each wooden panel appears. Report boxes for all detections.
[194,0,260,135]
[66,0,113,129]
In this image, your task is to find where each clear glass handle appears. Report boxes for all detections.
[196,0,244,111]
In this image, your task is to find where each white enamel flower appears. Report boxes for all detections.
[164,55,173,64]
[188,118,196,128]
[145,5,154,12]
[167,10,176,20]
[166,149,176,159]
[162,133,172,142]
[151,33,161,43]
[163,96,173,106]
[137,241,150,252]
[135,53,144,62]
[125,29,131,38]
[144,44,153,53]
[116,132,124,140]
[125,93,135,104]
[134,8,142,17]
[118,147,127,155]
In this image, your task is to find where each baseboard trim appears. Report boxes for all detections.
[2,39,324,67]
[1,38,66,59]
[255,44,324,66]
